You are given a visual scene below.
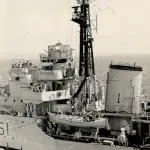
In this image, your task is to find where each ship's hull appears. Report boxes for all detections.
[0,114,56,150]
[0,114,133,150]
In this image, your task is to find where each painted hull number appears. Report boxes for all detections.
[0,127,4,135]
[0,122,4,135]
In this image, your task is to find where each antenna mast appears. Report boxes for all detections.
[72,0,95,77]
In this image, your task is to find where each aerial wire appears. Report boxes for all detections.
[89,0,115,39]
[65,0,72,45]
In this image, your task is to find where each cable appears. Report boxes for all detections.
[66,0,76,47]
[65,0,71,44]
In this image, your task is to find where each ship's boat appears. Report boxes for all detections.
[48,112,108,128]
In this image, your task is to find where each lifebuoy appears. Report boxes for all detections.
[57,92,62,97]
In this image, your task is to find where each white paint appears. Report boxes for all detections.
[106,68,142,114]
[42,89,71,102]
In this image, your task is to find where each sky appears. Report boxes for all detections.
[0,0,150,59]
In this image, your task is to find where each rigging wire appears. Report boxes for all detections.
[65,0,78,58]
[74,28,79,67]
[65,0,72,45]
[65,0,115,49]
[65,0,80,65]
[89,0,116,40]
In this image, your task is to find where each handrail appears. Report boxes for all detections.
[50,133,115,141]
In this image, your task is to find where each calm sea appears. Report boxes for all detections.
[0,55,150,99]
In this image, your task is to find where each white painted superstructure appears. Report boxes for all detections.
[0,43,77,116]
[105,63,143,114]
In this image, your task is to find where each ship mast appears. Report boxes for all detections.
[72,0,95,77]
[71,0,98,107]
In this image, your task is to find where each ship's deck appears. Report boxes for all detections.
[56,139,133,150]
[0,114,56,150]
[0,114,134,150]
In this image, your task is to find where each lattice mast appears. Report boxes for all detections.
[72,0,95,77]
